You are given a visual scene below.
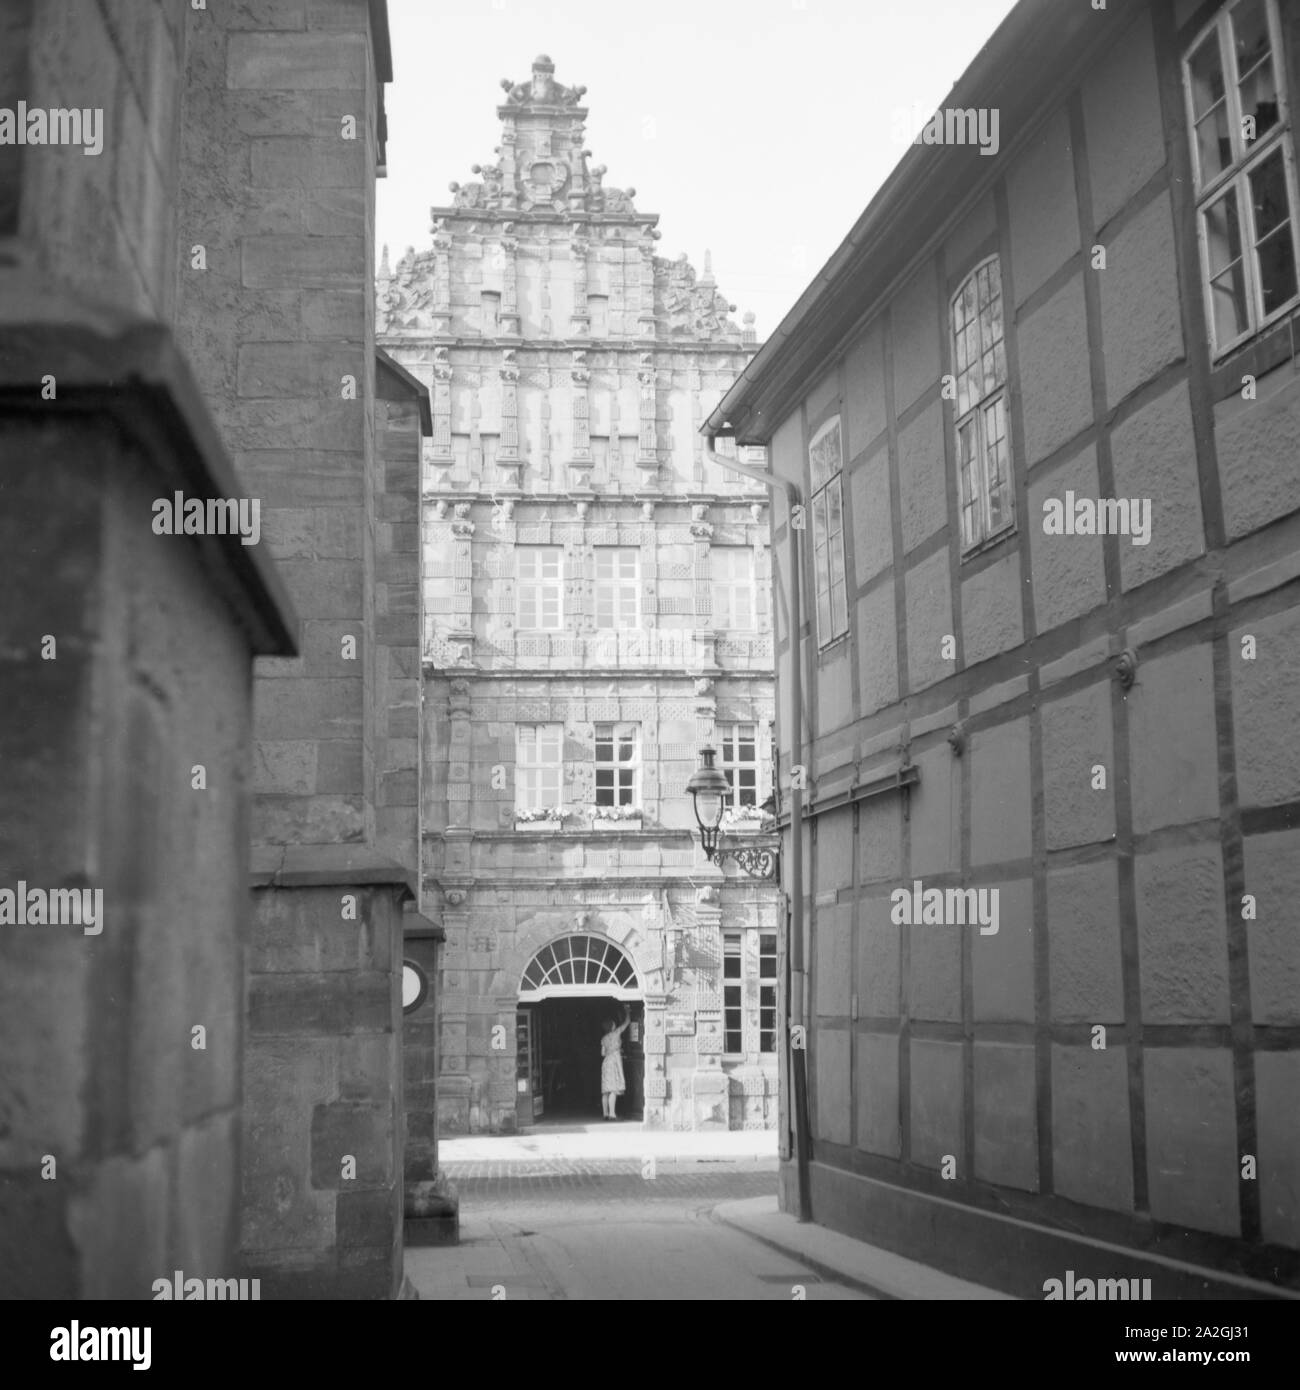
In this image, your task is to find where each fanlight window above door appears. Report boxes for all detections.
[519,934,639,999]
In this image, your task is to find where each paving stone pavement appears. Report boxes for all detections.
[405,1177,866,1301]
[441,1155,778,1183]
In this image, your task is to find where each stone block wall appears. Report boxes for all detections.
[0,342,293,1297]
[764,0,1300,1290]
[6,0,188,318]
[242,884,403,1297]
[165,0,414,1296]
[0,0,296,1300]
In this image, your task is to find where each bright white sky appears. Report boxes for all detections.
[377,0,1020,339]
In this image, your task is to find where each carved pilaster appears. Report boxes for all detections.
[500,227,520,335]
[498,350,522,487]
[430,347,453,468]
[638,239,657,337]
[432,219,452,334]
[569,349,593,487]
[570,229,590,336]
[636,353,658,473]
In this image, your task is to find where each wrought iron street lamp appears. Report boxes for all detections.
[686,746,779,880]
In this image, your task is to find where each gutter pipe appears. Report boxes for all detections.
[702,429,813,1224]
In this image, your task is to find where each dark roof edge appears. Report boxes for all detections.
[0,270,298,656]
[376,347,433,434]
[369,0,394,83]
[707,0,1111,444]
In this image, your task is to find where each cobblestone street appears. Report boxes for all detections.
[408,1139,867,1300]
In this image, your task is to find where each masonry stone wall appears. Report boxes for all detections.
[764,1,1300,1288]
[0,401,283,1298]
[166,0,416,1297]
[0,0,297,1300]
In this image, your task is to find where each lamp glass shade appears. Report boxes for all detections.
[693,789,723,831]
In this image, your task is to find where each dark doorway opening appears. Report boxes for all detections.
[523,996,643,1123]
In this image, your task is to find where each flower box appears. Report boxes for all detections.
[513,807,567,832]
[592,815,642,831]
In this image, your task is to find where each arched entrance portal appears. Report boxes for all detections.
[515,935,644,1127]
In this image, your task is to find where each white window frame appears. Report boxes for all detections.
[723,933,744,1055]
[517,546,563,630]
[808,416,849,648]
[759,932,777,1054]
[711,547,756,631]
[951,256,1013,554]
[718,722,759,808]
[515,724,563,811]
[1184,0,1300,358]
[594,722,639,807]
[593,547,640,630]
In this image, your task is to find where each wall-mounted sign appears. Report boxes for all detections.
[665,1011,695,1035]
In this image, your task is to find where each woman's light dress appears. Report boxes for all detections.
[600,1029,626,1095]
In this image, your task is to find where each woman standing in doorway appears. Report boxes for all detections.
[600,1004,631,1120]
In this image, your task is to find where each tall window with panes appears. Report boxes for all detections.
[595,723,638,806]
[517,546,563,630]
[723,934,743,1053]
[809,416,848,647]
[718,723,759,807]
[759,933,777,1053]
[516,725,563,811]
[711,547,755,630]
[594,548,639,629]
[1185,0,1299,356]
[952,257,1012,553]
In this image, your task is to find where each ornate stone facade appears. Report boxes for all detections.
[380,55,778,1133]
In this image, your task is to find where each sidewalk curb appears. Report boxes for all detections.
[712,1197,1016,1301]
[710,1202,898,1299]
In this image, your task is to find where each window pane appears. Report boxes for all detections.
[1189,29,1231,182]
[960,278,977,331]
[826,477,843,539]
[1250,149,1299,314]
[813,534,830,599]
[1195,107,1232,186]
[1188,31,1226,120]
[1257,223,1298,316]
[1251,147,1291,240]
[809,419,841,490]
[1205,189,1251,341]
[956,365,977,419]
[1233,1,1279,145]
[1205,184,1245,275]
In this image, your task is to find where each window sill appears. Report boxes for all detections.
[816,632,850,660]
[960,524,1017,565]
[1207,307,1300,404]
